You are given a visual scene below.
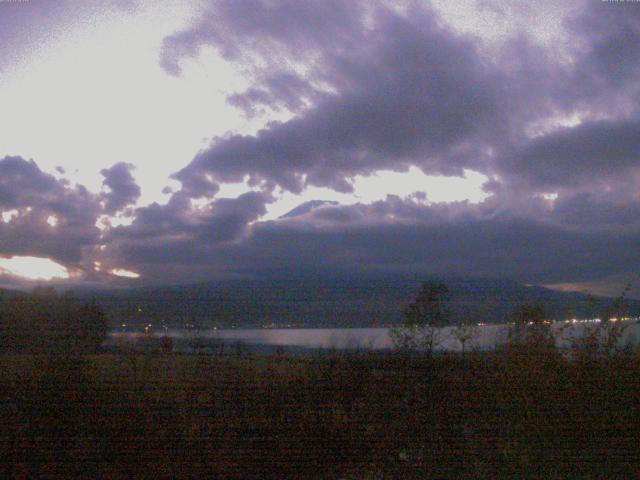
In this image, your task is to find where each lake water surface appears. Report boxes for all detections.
[108,319,640,352]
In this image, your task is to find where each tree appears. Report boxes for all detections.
[454,315,479,356]
[597,283,630,354]
[390,281,451,355]
[454,301,494,356]
[508,302,553,351]
[567,285,631,358]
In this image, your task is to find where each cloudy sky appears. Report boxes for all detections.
[1,0,639,293]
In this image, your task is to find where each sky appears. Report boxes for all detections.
[0,0,639,294]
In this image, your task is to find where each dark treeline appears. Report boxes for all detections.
[0,287,107,353]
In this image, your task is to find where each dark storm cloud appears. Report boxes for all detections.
[0,156,102,264]
[226,73,319,118]
[0,0,139,69]
[163,0,640,201]
[0,157,61,207]
[108,197,640,285]
[478,1,640,199]
[551,191,640,228]
[110,192,192,240]
[103,0,634,287]
[100,162,141,214]
[6,0,640,288]
[108,190,272,246]
[161,0,366,76]
[243,216,640,283]
[566,1,640,94]
[497,118,640,191]
[194,191,272,243]
[168,1,501,194]
[0,1,74,68]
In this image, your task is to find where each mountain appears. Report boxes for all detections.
[76,272,640,331]
[544,272,640,300]
[279,200,339,219]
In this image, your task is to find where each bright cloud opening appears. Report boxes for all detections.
[262,168,490,220]
[1,210,18,223]
[96,214,135,231]
[46,215,58,227]
[0,6,252,205]
[0,256,69,280]
[111,268,141,279]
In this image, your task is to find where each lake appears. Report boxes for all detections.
[107,319,640,353]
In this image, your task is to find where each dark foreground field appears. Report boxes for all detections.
[1,350,639,479]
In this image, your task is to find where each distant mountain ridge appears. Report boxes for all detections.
[279,200,339,219]
[75,273,640,331]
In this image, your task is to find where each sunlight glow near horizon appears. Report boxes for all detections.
[111,268,141,279]
[0,256,70,281]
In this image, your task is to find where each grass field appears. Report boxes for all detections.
[0,349,639,478]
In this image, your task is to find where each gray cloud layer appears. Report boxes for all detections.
[170,1,503,194]
[0,156,101,264]
[3,0,640,287]
[101,162,141,214]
